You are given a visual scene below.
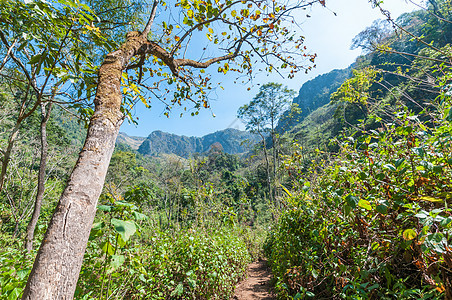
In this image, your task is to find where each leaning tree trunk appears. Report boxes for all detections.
[22,33,145,300]
[25,102,52,252]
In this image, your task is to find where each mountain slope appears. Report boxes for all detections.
[116,132,146,150]
[278,67,352,133]
[132,128,259,157]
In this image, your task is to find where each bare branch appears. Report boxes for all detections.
[376,46,452,66]
[142,0,159,38]
[0,37,17,73]
[0,30,39,95]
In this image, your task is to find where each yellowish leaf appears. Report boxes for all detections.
[402,229,417,241]
[418,196,444,203]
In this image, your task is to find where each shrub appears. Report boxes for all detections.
[266,112,452,299]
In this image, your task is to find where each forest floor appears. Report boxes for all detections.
[233,259,276,300]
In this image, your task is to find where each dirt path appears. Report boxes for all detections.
[233,260,276,300]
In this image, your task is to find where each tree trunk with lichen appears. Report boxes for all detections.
[21,33,145,300]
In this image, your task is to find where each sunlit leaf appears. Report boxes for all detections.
[111,218,136,242]
[402,229,417,241]
[358,199,371,211]
[108,255,125,274]
[418,196,444,203]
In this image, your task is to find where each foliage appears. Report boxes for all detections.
[351,19,391,53]
[330,67,380,105]
[238,82,296,135]
[266,110,452,299]
[76,199,253,299]
[0,234,32,300]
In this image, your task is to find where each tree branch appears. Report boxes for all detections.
[142,0,159,38]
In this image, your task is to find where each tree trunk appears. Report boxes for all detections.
[22,33,145,300]
[25,102,52,252]
[0,121,21,193]
[258,131,273,205]
[271,119,278,207]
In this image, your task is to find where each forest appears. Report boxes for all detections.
[0,0,452,299]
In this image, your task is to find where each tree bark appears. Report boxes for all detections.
[21,33,146,300]
[25,102,52,252]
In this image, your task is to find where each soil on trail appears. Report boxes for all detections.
[233,260,276,300]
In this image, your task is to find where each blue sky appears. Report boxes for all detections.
[121,0,419,138]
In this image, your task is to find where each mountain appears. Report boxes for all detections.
[278,67,352,133]
[116,128,259,158]
[294,67,352,119]
[116,132,146,150]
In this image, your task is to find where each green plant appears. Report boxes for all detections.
[266,111,452,299]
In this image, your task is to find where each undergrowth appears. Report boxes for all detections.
[265,111,452,299]
[1,206,260,299]
[76,224,253,299]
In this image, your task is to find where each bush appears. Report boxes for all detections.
[266,113,452,299]
[76,225,252,299]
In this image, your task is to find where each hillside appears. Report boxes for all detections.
[278,67,352,132]
[3,2,452,300]
[116,132,146,150]
[127,128,259,157]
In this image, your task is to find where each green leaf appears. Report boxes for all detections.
[28,54,42,64]
[108,255,125,274]
[111,218,136,242]
[133,211,148,221]
[16,269,30,280]
[376,204,388,214]
[97,205,112,212]
[358,199,372,211]
[411,147,425,157]
[371,242,379,251]
[101,241,115,255]
[344,204,352,216]
[8,288,20,300]
[171,283,184,297]
[447,107,452,122]
[402,229,417,241]
[92,222,104,231]
[440,217,452,227]
[395,158,405,168]
[345,195,359,209]
[418,196,443,203]
[383,164,396,171]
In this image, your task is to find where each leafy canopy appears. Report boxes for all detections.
[237,82,296,133]
[121,0,321,118]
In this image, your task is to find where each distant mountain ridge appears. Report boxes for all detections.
[116,128,259,157]
[116,68,353,157]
